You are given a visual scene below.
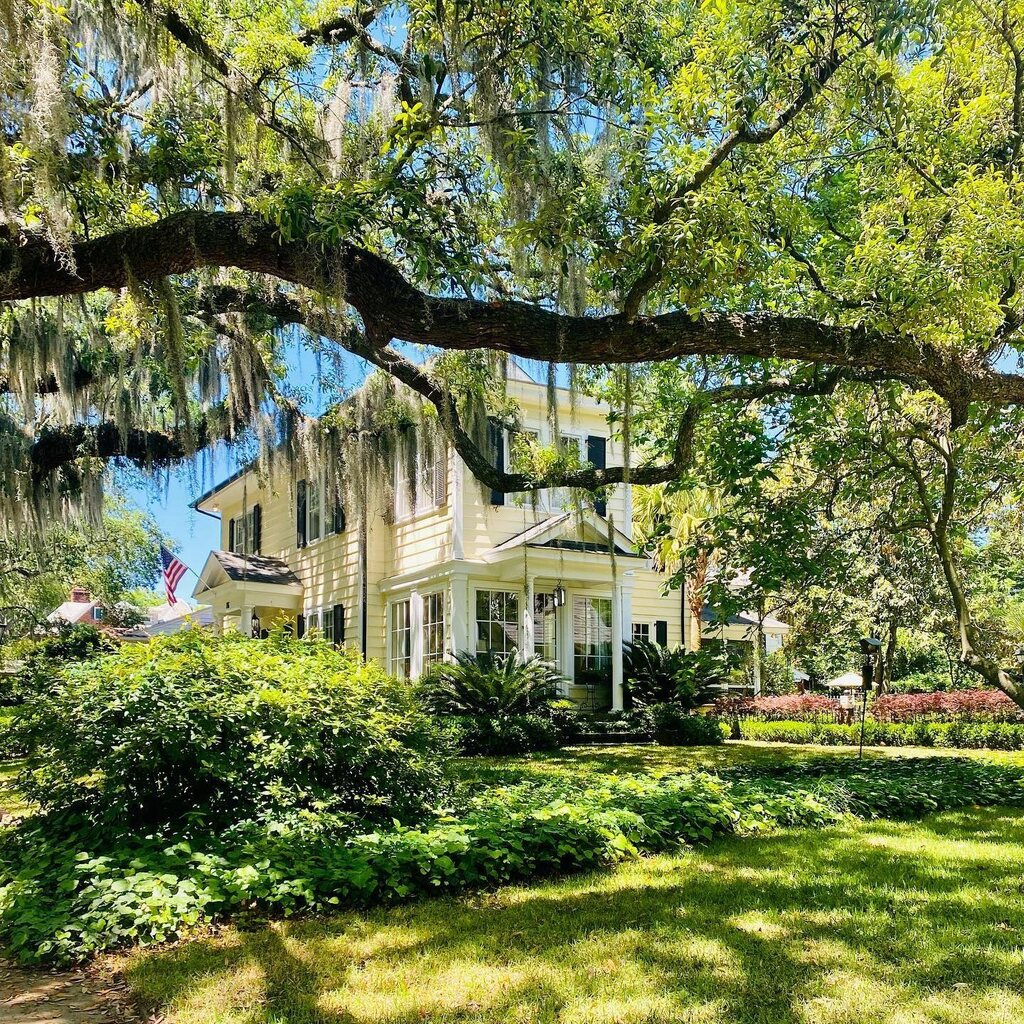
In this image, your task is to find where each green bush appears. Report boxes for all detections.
[12,629,443,827]
[649,705,726,746]
[623,640,736,709]
[447,713,561,755]
[2,757,1022,963]
[0,707,26,758]
[1,624,112,707]
[738,718,1024,750]
[419,650,564,716]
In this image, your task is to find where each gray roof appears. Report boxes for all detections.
[213,551,302,587]
[701,607,789,631]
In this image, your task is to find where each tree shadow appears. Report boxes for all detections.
[126,808,1024,1023]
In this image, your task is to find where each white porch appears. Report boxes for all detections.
[192,551,304,636]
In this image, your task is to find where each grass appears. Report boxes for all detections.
[124,805,1024,1024]
[0,757,29,818]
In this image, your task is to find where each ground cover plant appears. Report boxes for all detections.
[2,744,1023,964]
[122,806,1024,1024]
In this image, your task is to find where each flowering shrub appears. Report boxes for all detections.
[713,694,840,722]
[872,691,1024,723]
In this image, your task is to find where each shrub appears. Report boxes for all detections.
[447,714,561,755]
[0,707,26,758]
[623,641,735,709]
[1,624,113,707]
[12,629,443,827]
[2,757,1022,963]
[737,718,1024,750]
[419,650,564,716]
[649,705,726,746]
[713,694,840,722]
[872,690,1024,723]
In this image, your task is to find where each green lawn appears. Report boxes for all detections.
[0,757,29,818]
[121,742,1024,1024]
[125,806,1024,1024]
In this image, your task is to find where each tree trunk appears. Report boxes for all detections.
[687,550,709,651]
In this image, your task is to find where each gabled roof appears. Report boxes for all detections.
[47,600,98,624]
[193,550,303,597]
[701,607,790,632]
[483,511,639,562]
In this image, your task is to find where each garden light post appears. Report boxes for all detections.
[859,636,882,759]
[250,611,261,639]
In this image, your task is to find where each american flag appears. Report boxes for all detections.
[160,546,188,606]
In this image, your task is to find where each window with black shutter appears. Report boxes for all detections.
[296,479,307,548]
[587,435,607,516]
[332,500,346,534]
[333,603,345,645]
[487,420,505,506]
[251,503,261,554]
[228,516,236,552]
[296,613,306,639]
[655,620,668,646]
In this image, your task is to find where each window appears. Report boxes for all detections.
[632,622,650,643]
[395,444,448,519]
[554,435,584,508]
[573,596,612,682]
[231,506,259,555]
[323,607,335,644]
[476,589,519,657]
[91,606,105,622]
[389,600,412,678]
[422,592,445,668]
[534,591,557,663]
[307,480,322,543]
[306,609,320,636]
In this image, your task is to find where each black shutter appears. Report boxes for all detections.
[296,479,307,548]
[332,500,346,534]
[251,504,262,554]
[487,420,505,506]
[655,620,668,646]
[333,603,344,645]
[587,435,607,516]
[296,613,306,639]
[227,517,236,552]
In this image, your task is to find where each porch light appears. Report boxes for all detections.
[552,584,567,608]
[250,611,261,638]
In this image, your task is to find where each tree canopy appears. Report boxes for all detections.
[6,0,1024,700]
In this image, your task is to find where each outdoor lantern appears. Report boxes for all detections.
[552,584,567,608]
[250,611,261,638]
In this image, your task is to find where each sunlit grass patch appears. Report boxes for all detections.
[124,806,1024,1024]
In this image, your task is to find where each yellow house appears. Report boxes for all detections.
[192,364,787,709]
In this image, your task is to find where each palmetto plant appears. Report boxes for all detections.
[632,486,724,649]
[419,650,564,716]
[623,639,735,710]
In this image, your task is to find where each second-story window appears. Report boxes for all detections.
[307,480,322,543]
[230,505,261,555]
[394,443,448,520]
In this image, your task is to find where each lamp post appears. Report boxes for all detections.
[858,636,882,759]
[250,611,262,639]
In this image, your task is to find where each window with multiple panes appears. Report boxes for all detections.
[231,505,260,555]
[306,609,320,636]
[573,596,613,682]
[632,622,650,643]
[475,589,519,656]
[395,444,448,519]
[306,479,322,543]
[534,591,557,663]
[389,600,412,678]
[422,592,445,667]
[323,608,335,644]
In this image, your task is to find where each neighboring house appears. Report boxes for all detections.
[192,364,788,710]
[47,586,110,626]
[144,601,215,635]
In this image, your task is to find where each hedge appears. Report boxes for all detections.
[739,719,1024,749]
[2,757,1023,963]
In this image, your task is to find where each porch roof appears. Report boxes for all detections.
[193,550,303,599]
[482,511,640,562]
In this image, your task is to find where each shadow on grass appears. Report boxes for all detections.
[126,807,1024,1024]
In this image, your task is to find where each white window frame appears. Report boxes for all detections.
[306,479,322,544]
[573,595,613,681]
[475,589,520,657]
[389,599,412,678]
[232,506,258,555]
[422,591,445,668]
[533,591,558,663]
[395,444,448,521]
[632,622,651,644]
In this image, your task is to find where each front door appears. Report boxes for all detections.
[572,595,613,710]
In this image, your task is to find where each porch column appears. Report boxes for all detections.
[522,574,535,661]
[410,590,424,679]
[238,602,252,637]
[611,580,625,712]
[450,574,471,658]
